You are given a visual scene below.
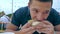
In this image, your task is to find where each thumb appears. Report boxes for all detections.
[22,20,32,29]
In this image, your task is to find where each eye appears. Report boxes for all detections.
[32,8,39,13]
[43,10,49,14]
[35,9,39,13]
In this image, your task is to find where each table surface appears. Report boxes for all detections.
[0,32,15,34]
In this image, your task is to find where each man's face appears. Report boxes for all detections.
[29,0,51,21]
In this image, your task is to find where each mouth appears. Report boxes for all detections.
[36,19,46,22]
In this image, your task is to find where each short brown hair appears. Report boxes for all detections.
[29,0,53,5]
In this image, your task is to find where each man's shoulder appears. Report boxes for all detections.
[14,6,29,15]
[13,6,30,20]
[15,6,28,12]
[47,8,60,26]
[50,8,57,14]
[12,6,31,26]
[47,8,57,20]
[48,8,58,18]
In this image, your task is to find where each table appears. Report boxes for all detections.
[0,32,15,34]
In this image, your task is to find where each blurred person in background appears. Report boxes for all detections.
[0,11,5,17]
[0,11,10,31]
[0,11,10,23]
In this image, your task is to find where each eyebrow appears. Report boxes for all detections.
[32,8,37,10]
[43,10,50,13]
[33,8,38,11]
[32,7,51,12]
[45,10,50,12]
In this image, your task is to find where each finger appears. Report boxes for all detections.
[26,30,35,34]
[36,24,47,29]
[21,27,35,33]
[37,26,54,32]
[42,21,53,25]
[37,29,46,33]
[36,24,54,29]
[22,21,32,29]
[40,29,53,34]
[37,28,49,33]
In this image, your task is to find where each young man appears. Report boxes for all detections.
[6,0,60,34]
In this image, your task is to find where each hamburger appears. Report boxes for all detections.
[28,20,41,26]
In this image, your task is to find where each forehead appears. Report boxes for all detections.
[30,0,51,10]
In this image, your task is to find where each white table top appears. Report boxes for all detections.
[0,32,15,34]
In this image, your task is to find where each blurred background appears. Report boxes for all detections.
[0,0,60,17]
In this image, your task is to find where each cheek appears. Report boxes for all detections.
[30,11,35,19]
[30,10,36,19]
[43,14,49,19]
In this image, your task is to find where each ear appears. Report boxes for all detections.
[28,2,30,8]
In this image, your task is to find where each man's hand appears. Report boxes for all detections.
[36,21,54,34]
[19,21,35,34]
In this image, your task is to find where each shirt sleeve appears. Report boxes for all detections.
[51,8,60,26]
[11,8,23,27]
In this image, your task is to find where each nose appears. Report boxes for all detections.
[36,13,43,21]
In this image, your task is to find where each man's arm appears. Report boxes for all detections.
[5,23,18,31]
[5,7,23,31]
[5,23,22,34]
[56,31,60,34]
[54,25,60,34]
[5,23,24,34]
[51,8,60,34]
[53,11,60,31]
[55,25,60,31]
[5,21,36,34]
